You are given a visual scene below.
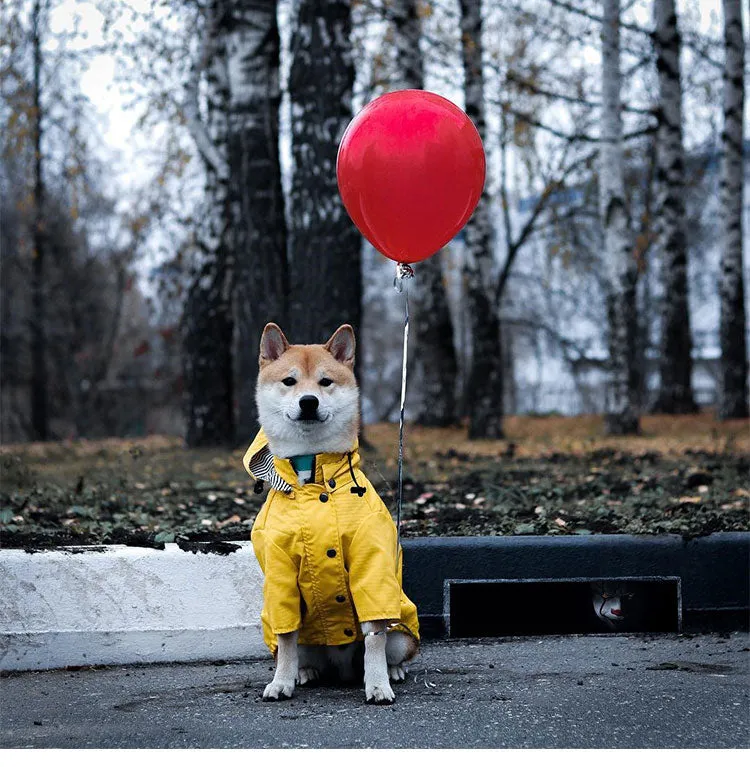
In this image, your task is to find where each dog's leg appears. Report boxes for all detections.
[325,642,361,684]
[361,620,395,704]
[297,645,326,686]
[263,630,298,701]
[386,631,419,683]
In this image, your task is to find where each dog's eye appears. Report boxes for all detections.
[319,378,333,387]
[281,377,296,387]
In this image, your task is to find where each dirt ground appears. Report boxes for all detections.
[1,414,747,550]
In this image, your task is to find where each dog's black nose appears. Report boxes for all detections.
[298,395,319,419]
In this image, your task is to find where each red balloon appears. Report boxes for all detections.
[337,90,486,264]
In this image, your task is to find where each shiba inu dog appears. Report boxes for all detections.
[244,323,420,704]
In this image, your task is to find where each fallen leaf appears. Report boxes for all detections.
[514,523,536,535]
[217,514,241,528]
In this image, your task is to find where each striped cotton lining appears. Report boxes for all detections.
[247,445,293,493]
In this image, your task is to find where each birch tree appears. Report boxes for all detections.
[717,0,747,420]
[599,0,639,434]
[391,0,459,426]
[225,1,289,442]
[29,0,49,440]
[181,6,235,447]
[287,0,362,347]
[459,0,504,439]
[652,0,696,413]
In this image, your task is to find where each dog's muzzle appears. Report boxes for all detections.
[297,395,320,422]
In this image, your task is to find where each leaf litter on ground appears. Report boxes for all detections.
[0,414,747,549]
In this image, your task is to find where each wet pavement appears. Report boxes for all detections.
[1,632,748,748]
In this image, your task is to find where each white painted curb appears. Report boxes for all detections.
[0,542,267,671]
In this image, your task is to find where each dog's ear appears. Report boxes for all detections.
[324,324,356,368]
[259,323,290,366]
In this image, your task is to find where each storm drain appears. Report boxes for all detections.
[445,577,681,637]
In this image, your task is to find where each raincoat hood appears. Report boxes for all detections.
[243,428,419,654]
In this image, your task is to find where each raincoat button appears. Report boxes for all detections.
[319,492,329,503]
[327,549,336,558]
[344,629,354,637]
[328,479,336,489]
[336,595,346,603]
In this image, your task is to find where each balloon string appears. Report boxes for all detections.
[394,262,413,570]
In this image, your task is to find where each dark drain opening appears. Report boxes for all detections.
[446,577,681,637]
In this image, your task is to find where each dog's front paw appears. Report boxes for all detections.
[262,678,295,701]
[388,663,407,683]
[365,680,395,705]
[297,666,320,686]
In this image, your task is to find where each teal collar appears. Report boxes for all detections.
[290,455,314,473]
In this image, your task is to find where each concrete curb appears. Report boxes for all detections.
[2,533,748,671]
[402,532,750,635]
[0,542,266,671]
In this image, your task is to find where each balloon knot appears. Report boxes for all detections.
[393,262,415,293]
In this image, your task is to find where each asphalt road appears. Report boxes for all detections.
[1,632,748,749]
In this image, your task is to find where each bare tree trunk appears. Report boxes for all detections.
[30,0,48,440]
[391,0,422,90]
[287,0,361,347]
[652,0,697,413]
[413,250,459,425]
[632,135,658,409]
[458,0,504,438]
[225,0,289,443]
[391,0,459,426]
[600,0,639,434]
[624,263,644,407]
[182,6,235,446]
[717,0,748,420]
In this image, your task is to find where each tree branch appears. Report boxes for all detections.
[495,147,599,305]
[183,8,229,180]
[505,70,654,116]
[497,103,656,144]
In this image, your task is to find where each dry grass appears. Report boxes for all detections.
[1,414,747,548]
[365,412,749,467]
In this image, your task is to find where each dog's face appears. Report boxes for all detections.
[256,323,360,458]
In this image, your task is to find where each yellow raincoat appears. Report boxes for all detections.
[243,429,420,655]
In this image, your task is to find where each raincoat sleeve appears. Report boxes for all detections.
[346,503,402,623]
[251,527,302,635]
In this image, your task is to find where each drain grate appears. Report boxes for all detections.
[445,577,681,637]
